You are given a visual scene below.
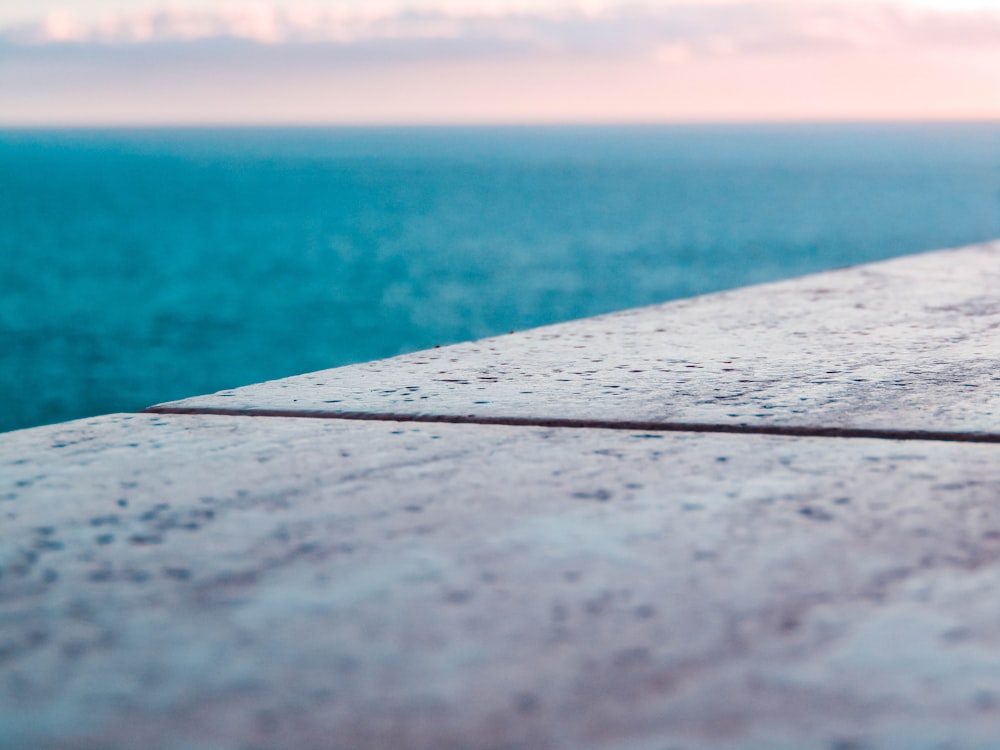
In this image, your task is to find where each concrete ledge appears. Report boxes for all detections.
[153,241,1000,436]
[2,242,999,750]
[3,414,1000,750]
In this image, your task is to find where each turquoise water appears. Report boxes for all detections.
[1,124,998,433]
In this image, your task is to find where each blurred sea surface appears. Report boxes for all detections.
[1,124,998,433]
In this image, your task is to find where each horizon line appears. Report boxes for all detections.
[3,116,1000,131]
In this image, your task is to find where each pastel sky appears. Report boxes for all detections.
[2,0,999,125]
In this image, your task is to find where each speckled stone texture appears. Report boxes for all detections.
[2,413,999,750]
[5,244,1000,749]
[152,241,1000,436]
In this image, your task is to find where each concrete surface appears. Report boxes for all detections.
[2,413,999,750]
[152,242,1000,438]
[3,242,1000,750]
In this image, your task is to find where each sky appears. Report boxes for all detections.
[1,0,999,125]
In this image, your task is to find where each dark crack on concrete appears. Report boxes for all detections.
[142,406,1000,444]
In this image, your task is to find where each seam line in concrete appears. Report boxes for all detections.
[141,406,1000,444]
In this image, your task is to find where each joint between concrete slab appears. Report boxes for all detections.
[140,406,1000,444]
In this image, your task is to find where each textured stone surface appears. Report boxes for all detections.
[2,413,999,750]
[153,241,1000,436]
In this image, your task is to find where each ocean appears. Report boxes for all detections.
[1,123,998,434]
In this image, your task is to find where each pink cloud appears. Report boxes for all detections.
[3,2,1000,53]
[1,2,998,124]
